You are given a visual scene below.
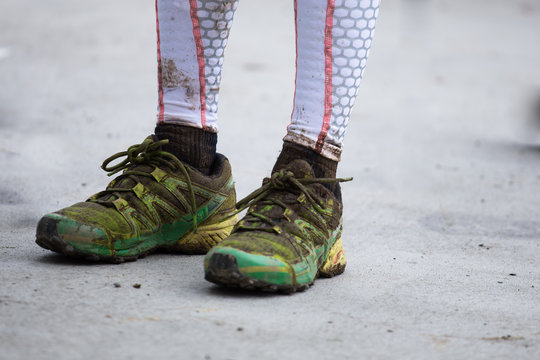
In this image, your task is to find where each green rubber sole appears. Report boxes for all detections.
[36,213,238,263]
[204,237,347,293]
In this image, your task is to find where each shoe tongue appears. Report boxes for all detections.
[279,159,316,179]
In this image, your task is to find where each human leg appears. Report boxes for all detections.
[35,0,240,261]
[204,0,380,292]
[154,0,238,174]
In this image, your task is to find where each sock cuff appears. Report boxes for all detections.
[155,123,217,174]
[272,141,338,179]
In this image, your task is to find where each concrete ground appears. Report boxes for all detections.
[1,0,539,359]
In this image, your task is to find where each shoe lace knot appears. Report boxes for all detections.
[88,137,200,232]
[102,138,175,175]
[231,169,352,233]
[268,170,295,189]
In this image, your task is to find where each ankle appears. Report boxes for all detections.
[273,141,337,177]
[272,141,341,199]
[154,123,217,175]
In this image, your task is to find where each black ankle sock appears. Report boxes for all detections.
[154,123,217,175]
[272,141,341,199]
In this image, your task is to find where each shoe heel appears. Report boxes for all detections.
[173,212,239,254]
[319,237,347,277]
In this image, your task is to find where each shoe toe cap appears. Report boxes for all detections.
[205,246,293,285]
[36,212,109,254]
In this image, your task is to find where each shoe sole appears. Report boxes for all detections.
[36,214,238,263]
[204,237,347,294]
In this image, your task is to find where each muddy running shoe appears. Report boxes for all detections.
[204,159,351,293]
[36,136,237,262]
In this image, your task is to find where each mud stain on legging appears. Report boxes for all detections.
[210,0,235,31]
[161,58,195,100]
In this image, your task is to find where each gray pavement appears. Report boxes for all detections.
[1,0,539,359]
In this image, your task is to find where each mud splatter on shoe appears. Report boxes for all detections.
[204,159,350,293]
[36,136,237,263]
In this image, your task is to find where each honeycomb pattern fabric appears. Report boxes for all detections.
[197,0,238,117]
[328,0,379,147]
[156,0,378,156]
[286,0,379,161]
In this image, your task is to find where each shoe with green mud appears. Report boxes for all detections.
[204,159,351,293]
[36,136,237,263]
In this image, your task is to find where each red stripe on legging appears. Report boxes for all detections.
[155,0,164,123]
[189,0,207,127]
[316,0,335,153]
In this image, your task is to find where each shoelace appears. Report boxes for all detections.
[232,170,352,233]
[88,137,200,232]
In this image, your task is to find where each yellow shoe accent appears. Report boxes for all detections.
[319,237,347,277]
[174,212,238,254]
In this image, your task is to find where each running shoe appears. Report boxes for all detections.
[204,159,350,293]
[36,136,237,262]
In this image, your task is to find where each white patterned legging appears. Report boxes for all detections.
[155,0,379,161]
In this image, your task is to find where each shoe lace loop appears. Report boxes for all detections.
[102,138,173,175]
[232,170,352,233]
[89,137,200,232]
